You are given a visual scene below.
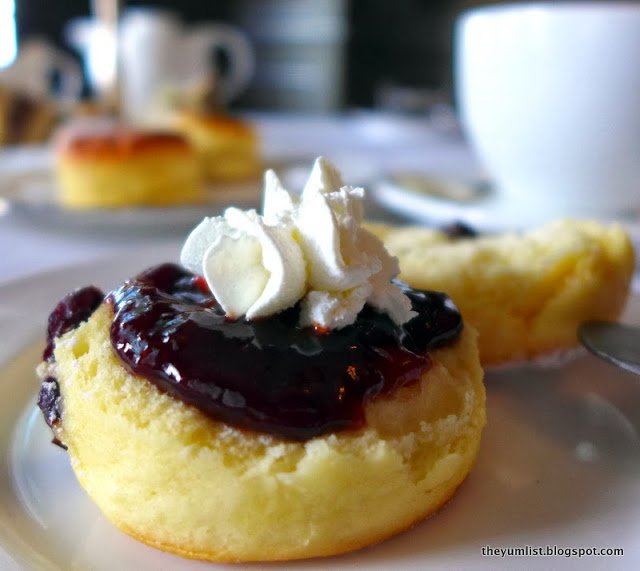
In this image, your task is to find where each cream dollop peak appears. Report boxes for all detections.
[180,157,415,329]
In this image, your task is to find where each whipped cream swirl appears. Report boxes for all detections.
[180,157,415,329]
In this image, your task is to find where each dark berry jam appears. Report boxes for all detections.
[43,286,104,361]
[37,376,66,448]
[39,286,105,448]
[441,221,478,239]
[107,263,462,441]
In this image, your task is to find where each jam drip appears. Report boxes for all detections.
[442,221,478,238]
[37,376,66,448]
[43,286,104,361]
[109,264,462,441]
[38,286,105,446]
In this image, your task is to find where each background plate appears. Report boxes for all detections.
[0,167,261,236]
[0,145,322,235]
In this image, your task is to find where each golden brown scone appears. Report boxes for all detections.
[55,126,203,209]
[46,304,485,562]
[367,219,635,365]
[172,111,262,183]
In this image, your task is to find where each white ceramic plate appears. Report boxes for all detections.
[0,146,326,235]
[1,253,640,570]
[0,167,261,236]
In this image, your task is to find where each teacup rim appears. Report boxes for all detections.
[459,1,640,20]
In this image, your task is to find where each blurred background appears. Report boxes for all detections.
[1,0,468,113]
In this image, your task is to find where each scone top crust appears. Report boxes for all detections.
[57,126,194,162]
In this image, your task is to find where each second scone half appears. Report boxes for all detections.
[49,303,485,562]
[369,219,635,365]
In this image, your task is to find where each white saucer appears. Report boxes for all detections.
[1,253,640,569]
[372,172,640,234]
[372,173,499,230]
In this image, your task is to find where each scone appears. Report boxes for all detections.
[43,299,483,562]
[36,158,486,562]
[368,220,635,365]
[55,125,203,209]
[172,110,261,182]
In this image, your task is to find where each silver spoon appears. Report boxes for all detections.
[578,321,640,375]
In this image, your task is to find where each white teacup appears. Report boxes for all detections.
[455,2,640,222]
[67,9,254,120]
